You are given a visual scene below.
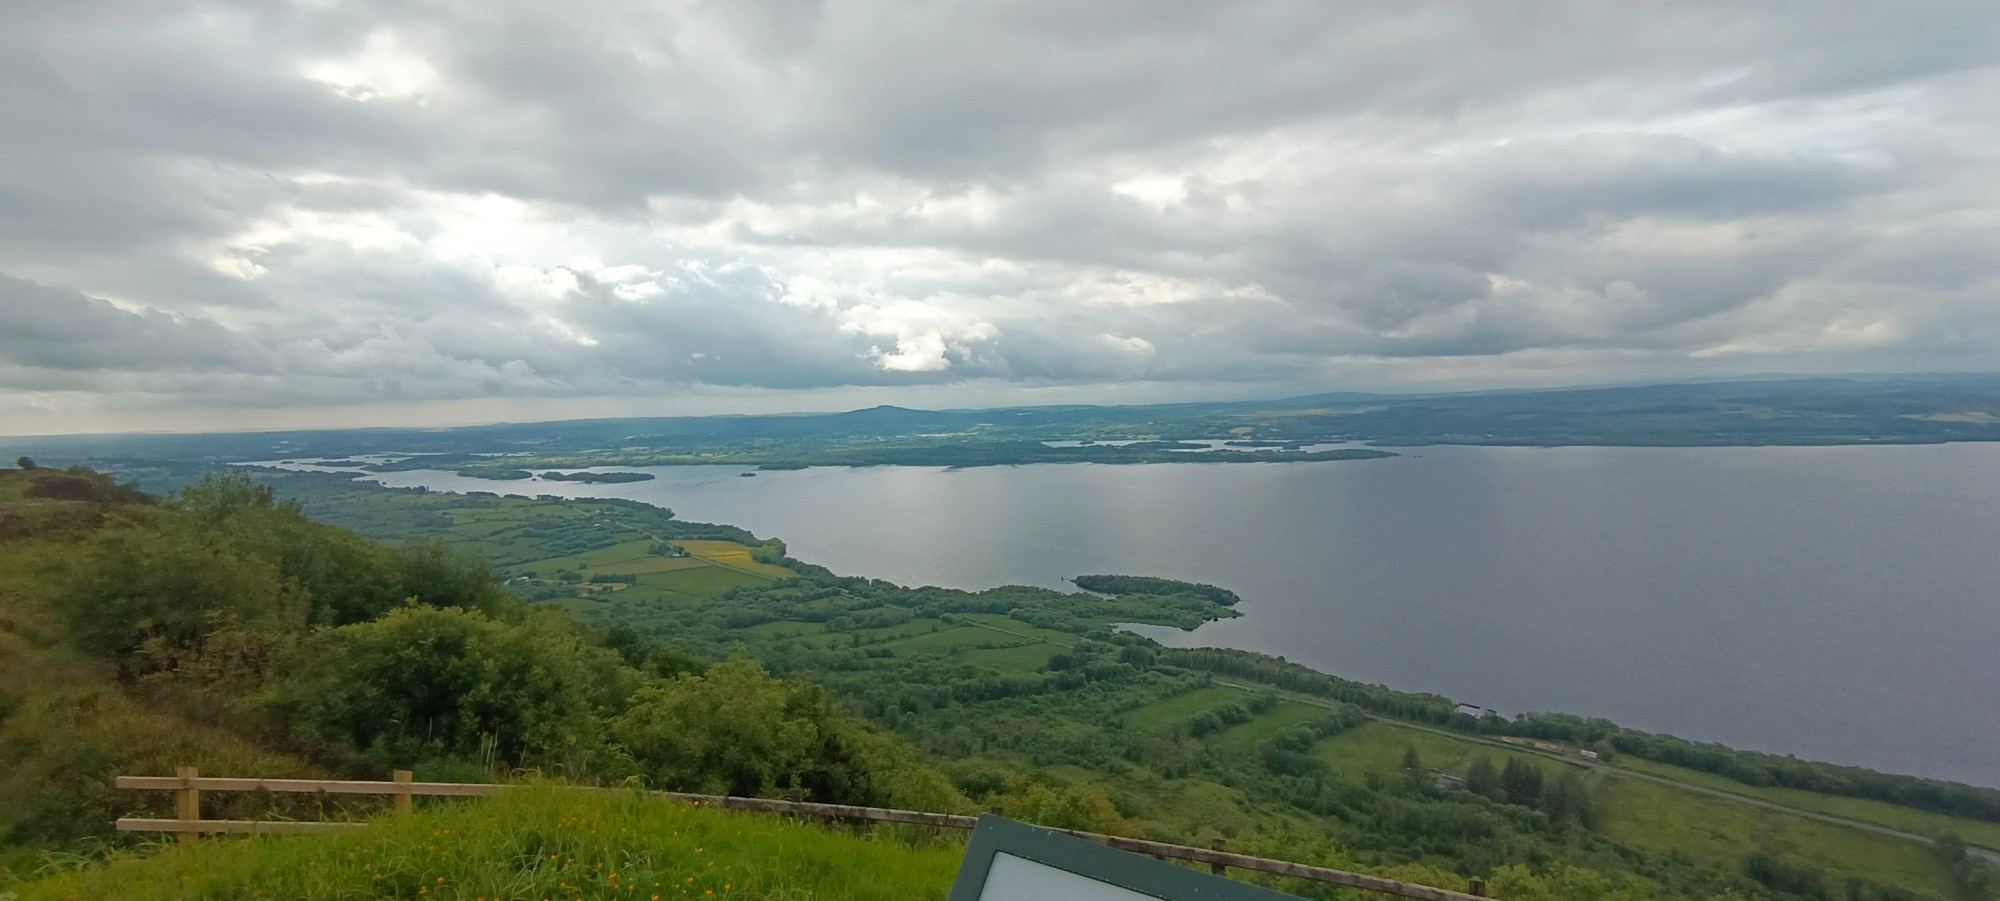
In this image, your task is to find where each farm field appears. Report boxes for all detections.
[1310,721,1962,897]
[952,643,1061,671]
[1600,775,1955,897]
[1614,756,2000,850]
[1210,701,1331,754]
[879,625,1018,656]
[1125,686,1252,731]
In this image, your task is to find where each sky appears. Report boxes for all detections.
[2,1,1998,435]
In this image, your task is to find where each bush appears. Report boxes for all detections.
[613,658,964,810]
[59,519,305,674]
[273,607,627,774]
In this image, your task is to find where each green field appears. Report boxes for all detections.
[1313,721,1559,780]
[1125,686,1249,731]
[952,643,1062,671]
[1600,777,1955,897]
[1616,756,2000,850]
[1210,701,1332,754]
[1311,722,1962,896]
[878,625,1016,656]
[626,565,771,601]
[737,619,829,638]
[603,554,713,575]
[521,538,659,573]
[956,613,1080,644]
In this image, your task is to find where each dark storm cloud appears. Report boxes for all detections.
[0,0,1997,430]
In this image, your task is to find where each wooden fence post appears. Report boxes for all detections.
[1466,877,1485,896]
[392,770,414,815]
[1210,838,1228,875]
[175,766,199,844]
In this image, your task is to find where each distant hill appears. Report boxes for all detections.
[3,374,1999,467]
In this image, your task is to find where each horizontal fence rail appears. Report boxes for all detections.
[116,769,1490,900]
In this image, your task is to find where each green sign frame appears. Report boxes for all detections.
[947,815,1302,901]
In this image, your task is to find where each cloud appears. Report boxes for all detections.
[1,0,1998,432]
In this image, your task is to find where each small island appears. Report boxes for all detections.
[537,470,656,484]
[457,467,533,480]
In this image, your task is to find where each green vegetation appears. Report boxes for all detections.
[1614,758,2000,849]
[538,470,657,483]
[1074,574,1244,606]
[3,461,1996,900]
[1496,713,2000,824]
[16,784,964,901]
[0,467,965,892]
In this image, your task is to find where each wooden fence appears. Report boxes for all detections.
[116,768,1490,900]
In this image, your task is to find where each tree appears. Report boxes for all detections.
[1502,758,1546,807]
[1540,770,1595,828]
[1401,744,1424,773]
[1466,756,1502,801]
[15,456,33,469]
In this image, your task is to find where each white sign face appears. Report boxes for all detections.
[976,852,1165,901]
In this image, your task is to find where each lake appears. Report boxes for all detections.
[293,444,2000,786]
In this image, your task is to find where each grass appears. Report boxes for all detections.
[672,541,794,579]
[950,644,1060,672]
[1209,702,1330,754]
[624,568,770,603]
[603,555,714,575]
[446,519,522,538]
[875,626,1010,656]
[1313,722,1557,780]
[827,619,948,647]
[1599,777,1956,897]
[954,614,1078,644]
[735,621,828,639]
[15,784,964,900]
[526,539,660,573]
[1124,686,1248,731]
[1311,723,1961,896]
[1615,756,2000,849]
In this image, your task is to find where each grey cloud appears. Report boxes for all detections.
[0,276,273,373]
[1,0,1997,427]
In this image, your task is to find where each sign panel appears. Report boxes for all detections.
[948,815,1303,901]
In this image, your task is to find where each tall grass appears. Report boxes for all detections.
[16,784,964,900]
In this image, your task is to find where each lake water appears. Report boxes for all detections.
[288,445,2000,787]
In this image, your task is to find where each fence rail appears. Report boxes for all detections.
[116,769,1489,900]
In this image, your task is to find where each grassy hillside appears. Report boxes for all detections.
[0,466,968,894]
[16,785,963,900]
